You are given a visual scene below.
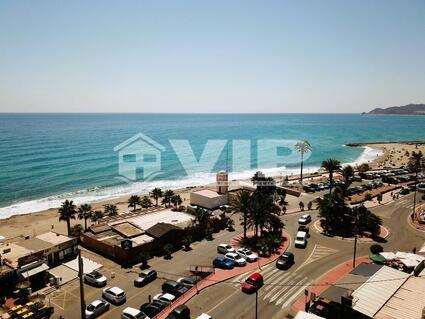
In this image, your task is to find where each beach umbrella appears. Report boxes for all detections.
[370,254,386,264]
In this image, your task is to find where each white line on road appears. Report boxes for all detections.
[279,279,310,309]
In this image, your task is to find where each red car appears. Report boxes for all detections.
[241,273,263,293]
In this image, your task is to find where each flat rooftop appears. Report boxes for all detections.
[109,209,194,230]
[111,222,144,238]
[0,243,31,268]
[36,231,74,245]
[192,189,223,198]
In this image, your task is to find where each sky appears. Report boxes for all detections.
[0,0,424,113]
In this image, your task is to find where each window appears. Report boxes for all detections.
[123,154,137,162]
[142,154,156,162]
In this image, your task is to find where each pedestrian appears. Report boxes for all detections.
[390,192,393,197]
[393,194,396,201]
[396,194,399,199]
[282,206,287,215]
[413,247,417,254]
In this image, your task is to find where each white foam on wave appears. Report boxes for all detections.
[0,146,382,219]
[345,146,384,167]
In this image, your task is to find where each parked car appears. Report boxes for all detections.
[399,188,410,195]
[352,176,362,182]
[294,231,307,248]
[121,307,148,319]
[134,269,157,287]
[276,252,294,270]
[195,314,212,319]
[241,273,264,293]
[212,257,235,269]
[153,293,176,305]
[140,302,165,318]
[177,277,197,288]
[165,305,191,319]
[162,280,188,297]
[217,243,235,254]
[225,252,246,266]
[298,214,312,225]
[84,270,107,287]
[303,185,315,192]
[85,300,109,319]
[236,248,258,262]
[102,286,126,305]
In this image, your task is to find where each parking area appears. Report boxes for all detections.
[48,226,239,319]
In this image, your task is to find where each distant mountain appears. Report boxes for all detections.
[368,104,425,115]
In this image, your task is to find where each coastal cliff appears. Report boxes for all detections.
[368,104,425,115]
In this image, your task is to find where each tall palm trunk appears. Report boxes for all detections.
[66,219,71,236]
[329,172,333,194]
[300,153,304,181]
[413,170,418,221]
[243,213,247,239]
[84,217,88,231]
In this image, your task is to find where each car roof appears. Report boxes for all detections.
[90,300,104,307]
[141,269,155,275]
[301,214,310,218]
[296,231,307,236]
[226,252,238,256]
[108,286,124,294]
[282,252,294,257]
[123,307,142,316]
[249,272,263,280]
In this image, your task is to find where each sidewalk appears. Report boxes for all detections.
[291,256,371,313]
[156,231,290,319]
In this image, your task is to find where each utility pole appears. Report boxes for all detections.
[255,290,258,319]
[78,248,85,319]
[353,209,359,269]
[412,168,418,222]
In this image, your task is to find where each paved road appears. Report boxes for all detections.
[186,192,425,319]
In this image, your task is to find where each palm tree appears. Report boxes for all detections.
[128,195,141,211]
[150,188,163,206]
[230,190,252,240]
[58,200,77,236]
[409,151,424,221]
[171,194,182,209]
[162,190,175,207]
[103,204,118,217]
[193,207,211,237]
[140,196,152,208]
[91,210,104,224]
[342,165,354,186]
[77,203,92,231]
[294,141,312,181]
[321,158,342,194]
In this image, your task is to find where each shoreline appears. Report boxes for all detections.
[0,140,423,239]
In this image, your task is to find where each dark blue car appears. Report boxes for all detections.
[213,257,236,269]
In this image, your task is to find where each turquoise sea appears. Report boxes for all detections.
[0,113,424,218]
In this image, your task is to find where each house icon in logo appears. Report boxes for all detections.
[114,133,165,182]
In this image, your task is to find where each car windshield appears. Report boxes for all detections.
[92,271,102,279]
[87,304,96,311]
[245,278,255,285]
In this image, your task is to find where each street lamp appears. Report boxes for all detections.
[353,209,359,269]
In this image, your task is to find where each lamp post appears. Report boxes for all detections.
[255,290,258,319]
[78,249,85,319]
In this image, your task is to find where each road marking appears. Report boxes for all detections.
[280,279,310,309]
[263,274,296,299]
[297,245,338,271]
[206,288,240,314]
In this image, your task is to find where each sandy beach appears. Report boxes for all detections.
[1,141,423,240]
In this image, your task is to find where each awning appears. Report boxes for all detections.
[21,263,49,278]
[370,254,386,264]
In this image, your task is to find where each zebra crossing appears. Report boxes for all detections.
[298,244,339,270]
[396,198,416,210]
[229,264,310,310]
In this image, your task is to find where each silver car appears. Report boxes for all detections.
[102,286,126,304]
[85,300,109,318]
[84,270,107,287]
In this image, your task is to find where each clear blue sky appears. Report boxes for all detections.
[1,0,424,113]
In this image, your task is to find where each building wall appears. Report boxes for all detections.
[190,192,228,210]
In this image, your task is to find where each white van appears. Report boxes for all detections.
[294,231,307,248]
[196,314,212,319]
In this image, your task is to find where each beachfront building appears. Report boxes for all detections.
[190,189,228,210]
[0,231,77,292]
[81,208,193,265]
